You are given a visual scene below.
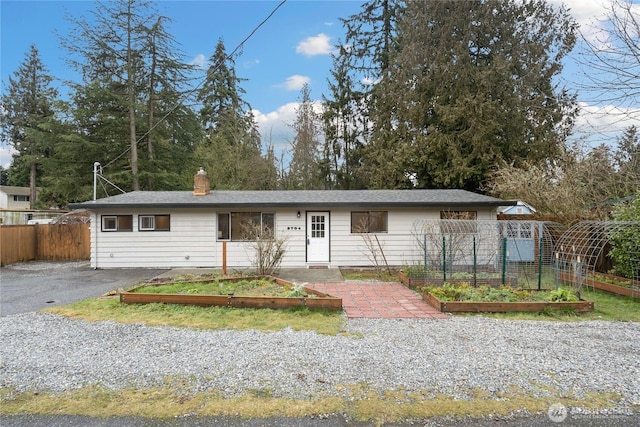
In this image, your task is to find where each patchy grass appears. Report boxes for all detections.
[474,289,640,322]
[340,268,399,282]
[0,384,626,425]
[43,297,344,335]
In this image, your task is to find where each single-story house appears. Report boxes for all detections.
[70,169,516,269]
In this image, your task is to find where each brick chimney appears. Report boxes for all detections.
[193,167,210,195]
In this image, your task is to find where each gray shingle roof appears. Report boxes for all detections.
[70,190,515,210]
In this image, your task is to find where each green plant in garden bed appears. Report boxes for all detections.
[422,282,579,302]
[591,273,634,289]
[132,278,315,298]
[479,289,640,322]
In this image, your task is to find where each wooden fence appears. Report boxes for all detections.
[0,223,90,266]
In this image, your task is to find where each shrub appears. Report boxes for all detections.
[242,223,288,276]
[608,193,640,279]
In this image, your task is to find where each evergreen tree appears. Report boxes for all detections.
[374,0,578,191]
[331,0,404,188]
[322,44,366,189]
[613,125,640,197]
[0,44,59,207]
[0,165,7,186]
[194,39,276,190]
[286,83,322,190]
[139,15,201,190]
[60,0,198,197]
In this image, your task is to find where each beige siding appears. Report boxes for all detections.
[91,209,216,268]
[90,206,498,268]
[329,208,437,267]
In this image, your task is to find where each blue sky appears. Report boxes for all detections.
[1,0,639,169]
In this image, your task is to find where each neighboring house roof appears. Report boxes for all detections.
[70,190,516,210]
[0,186,32,196]
[500,200,536,214]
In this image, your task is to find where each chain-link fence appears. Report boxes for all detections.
[406,219,565,289]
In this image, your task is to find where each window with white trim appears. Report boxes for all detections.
[101,215,133,232]
[13,195,29,202]
[139,215,170,231]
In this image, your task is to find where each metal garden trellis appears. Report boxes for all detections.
[555,221,640,298]
[410,219,565,289]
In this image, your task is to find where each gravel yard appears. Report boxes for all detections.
[1,312,638,414]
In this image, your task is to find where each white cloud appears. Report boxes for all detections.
[281,75,311,91]
[296,33,333,56]
[190,54,207,70]
[0,144,16,169]
[252,100,326,156]
[252,103,299,151]
[548,0,640,46]
[549,0,607,27]
[571,101,640,146]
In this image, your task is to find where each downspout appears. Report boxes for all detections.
[92,162,100,269]
[94,211,98,270]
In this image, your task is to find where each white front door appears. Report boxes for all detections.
[306,211,330,263]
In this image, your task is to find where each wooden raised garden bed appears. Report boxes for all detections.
[119,276,342,311]
[557,272,639,299]
[420,291,594,314]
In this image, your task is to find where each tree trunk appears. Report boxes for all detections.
[29,162,37,209]
[127,3,139,191]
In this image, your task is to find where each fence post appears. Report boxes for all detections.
[473,235,477,287]
[554,252,559,290]
[222,241,227,276]
[537,236,543,290]
[423,234,428,281]
[442,235,447,282]
[501,237,507,285]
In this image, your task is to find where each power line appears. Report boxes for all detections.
[102,0,287,171]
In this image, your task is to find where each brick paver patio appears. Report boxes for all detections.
[308,282,449,319]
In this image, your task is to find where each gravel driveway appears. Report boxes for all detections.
[1,262,639,424]
[1,313,639,412]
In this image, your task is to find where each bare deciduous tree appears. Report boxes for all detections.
[242,222,288,276]
[487,135,639,225]
[577,0,640,121]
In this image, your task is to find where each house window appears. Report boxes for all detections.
[440,211,477,220]
[351,211,388,233]
[218,213,230,240]
[13,195,29,202]
[139,215,170,231]
[504,222,532,239]
[229,212,275,241]
[311,215,325,238]
[101,215,133,232]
